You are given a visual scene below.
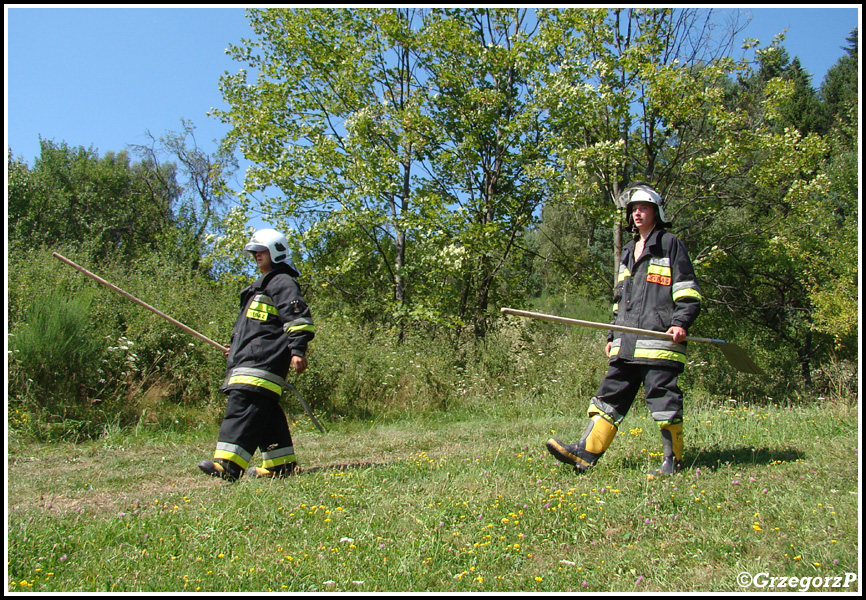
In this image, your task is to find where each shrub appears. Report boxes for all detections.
[9,290,103,406]
[7,247,238,442]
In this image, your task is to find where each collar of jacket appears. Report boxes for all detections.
[631,226,666,254]
[252,262,295,290]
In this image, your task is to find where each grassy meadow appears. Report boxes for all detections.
[7,396,859,593]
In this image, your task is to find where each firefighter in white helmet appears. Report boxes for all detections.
[198,228,315,481]
[547,182,702,476]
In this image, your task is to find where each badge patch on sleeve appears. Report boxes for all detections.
[246,295,278,321]
[246,307,270,321]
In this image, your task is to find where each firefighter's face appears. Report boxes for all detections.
[631,202,657,232]
[253,250,273,273]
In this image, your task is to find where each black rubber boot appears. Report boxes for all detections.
[648,422,684,477]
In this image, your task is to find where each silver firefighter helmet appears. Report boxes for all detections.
[244,228,300,277]
[620,182,670,231]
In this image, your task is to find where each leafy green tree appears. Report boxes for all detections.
[7,140,179,262]
[526,198,613,301]
[418,8,549,334]
[801,111,858,352]
[530,9,841,389]
[681,36,836,388]
[215,8,439,322]
[532,8,752,288]
[216,8,550,333]
[697,29,858,385]
[785,30,859,356]
[213,7,850,392]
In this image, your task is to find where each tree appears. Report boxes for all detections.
[216,8,436,321]
[129,120,237,276]
[787,29,859,355]
[529,9,841,388]
[532,8,752,289]
[213,8,848,391]
[216,8,550,333]
[7,139,178,262]
[680,35,837,388]
[820,28,858,141]
[418,8,549,334]
[778,58,825,135]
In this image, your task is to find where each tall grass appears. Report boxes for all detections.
[7,290,112,441]
[9,290,102,400]
[297,297,616,425]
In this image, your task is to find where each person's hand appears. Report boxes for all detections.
[667,326,687,343]
[605,341,613,357]
[291,355,308,374]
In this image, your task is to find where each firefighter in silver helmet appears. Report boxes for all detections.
[547,183,702,476]
[198,228,315,481]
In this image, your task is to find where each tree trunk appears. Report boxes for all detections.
[799,329,813,389]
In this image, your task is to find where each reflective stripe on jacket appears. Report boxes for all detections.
[609,227,701,371]
[221,262,315,399]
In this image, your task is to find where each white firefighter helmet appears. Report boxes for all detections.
[622,182,669,231]
[244,228,300,277]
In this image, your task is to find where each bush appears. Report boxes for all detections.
[294,307,613,425]
[8,288,116,441]
[297,318,454,422]
[9,289,103,404]
[7,247,854,442]
[7,247,239,442]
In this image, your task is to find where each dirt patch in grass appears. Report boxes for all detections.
[7,443,218,517]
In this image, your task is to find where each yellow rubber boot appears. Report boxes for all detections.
[546,415,617,472]
[247,462,298,479]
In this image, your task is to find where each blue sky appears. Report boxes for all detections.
[6,6,861,182]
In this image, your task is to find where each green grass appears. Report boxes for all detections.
[6,400,859,593]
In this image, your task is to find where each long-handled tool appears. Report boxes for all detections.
[53,252,327,432]
[501,307,764,376]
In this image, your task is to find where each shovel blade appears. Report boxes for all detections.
[714,341,765,376]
